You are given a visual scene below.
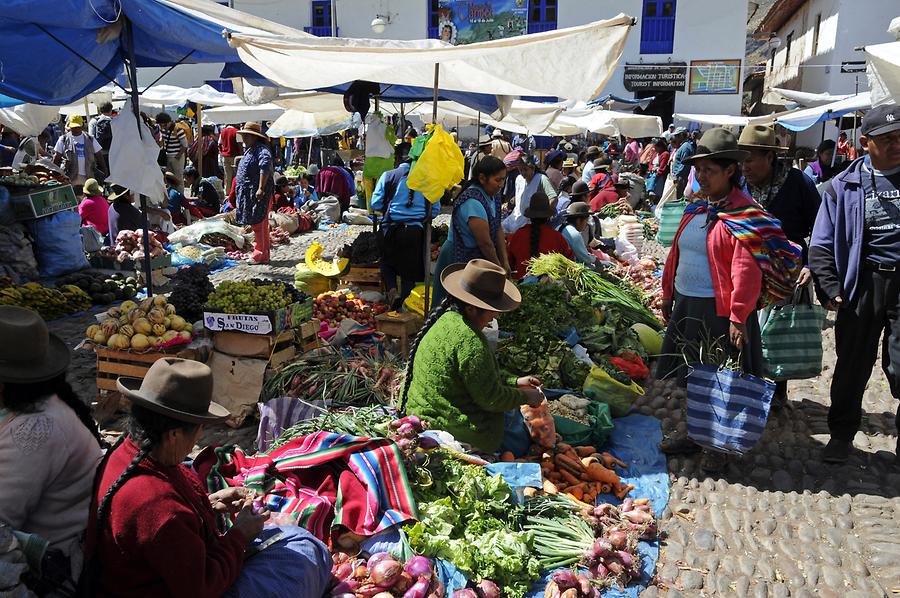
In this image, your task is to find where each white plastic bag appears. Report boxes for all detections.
[614,237,639,265]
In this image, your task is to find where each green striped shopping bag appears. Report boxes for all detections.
[760,287,826,380]
[655,200,686,247]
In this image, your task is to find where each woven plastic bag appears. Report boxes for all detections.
[655,200,686,247]
[760,287,826,380]
[553,401,615,448]
[407,124,465,203]
[582,366,644,418]
[686,364,774,454]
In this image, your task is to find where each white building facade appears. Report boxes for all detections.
[144,0,749,126]
[756,0,897,147]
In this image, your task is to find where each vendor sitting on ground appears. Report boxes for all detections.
[295,173,318,208]
[0,307,103,596]
[85,358,331,597]
[506,192,574,280]
[589,180,632,213]
[78,177,110,238]
[560,202,599,268]
[273,174,297,211]
[164,171,189,225]
[401,259,544,454]
[183,166,221,218]
[107,185,171,242]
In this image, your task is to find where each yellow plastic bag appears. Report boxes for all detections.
[582,366,645,418]
[407,124,465,203]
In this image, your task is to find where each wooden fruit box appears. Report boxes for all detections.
[298,318,320,354]
[334,266,384,293]
[95,347,178,393]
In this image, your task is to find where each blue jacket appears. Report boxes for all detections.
[809,156,868,304]
[371,163,440,226]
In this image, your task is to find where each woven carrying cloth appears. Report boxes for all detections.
[193,431,418,542]
[684,199,802,307]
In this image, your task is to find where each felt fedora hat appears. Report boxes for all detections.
[477,134,491,145]
[684,127,749,165]
[570,180,590,199]
[524,192,555,219]
[117,358,229,424]
[238,121,269,140]
[566,201,591,216]
[441,259,521,313]
[737,124,788,152]
[0,306,70,384]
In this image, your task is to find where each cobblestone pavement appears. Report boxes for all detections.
[48,224,900,597]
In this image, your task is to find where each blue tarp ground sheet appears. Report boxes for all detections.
[361,414,669,598]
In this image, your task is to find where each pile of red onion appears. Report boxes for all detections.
[328,553,443,598]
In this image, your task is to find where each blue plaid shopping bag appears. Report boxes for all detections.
[686,364,775,454]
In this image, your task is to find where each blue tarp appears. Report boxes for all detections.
[0,0,245,105]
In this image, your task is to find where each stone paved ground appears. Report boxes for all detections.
[48,224,900,597]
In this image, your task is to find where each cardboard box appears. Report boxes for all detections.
[11,184,78,220]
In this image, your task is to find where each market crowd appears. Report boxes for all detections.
[1,95,899,595]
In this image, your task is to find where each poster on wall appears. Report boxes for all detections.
[689,60,742,94]
[436,0,528,45]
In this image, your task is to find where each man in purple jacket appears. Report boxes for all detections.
[809,104,900,465]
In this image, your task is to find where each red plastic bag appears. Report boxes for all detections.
[608,351,649,381]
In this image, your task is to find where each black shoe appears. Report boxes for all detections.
[822,438,852,464]
[659,435,700,455]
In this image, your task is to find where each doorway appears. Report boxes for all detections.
[635,90,675,129]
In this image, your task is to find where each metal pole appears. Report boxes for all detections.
[331,0,337,37]
[196,104,203,181]
[307,135,314,165]
[422,63,440,313]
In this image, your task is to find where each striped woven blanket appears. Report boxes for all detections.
[685,200,802,307]
[194,431,418,543]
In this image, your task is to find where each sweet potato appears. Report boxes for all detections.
[500,451,515,462]
[575,446,597,457]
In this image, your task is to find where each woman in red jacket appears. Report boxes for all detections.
[83,358,330,597]
[655,128,764,472]
[506,192,573,279]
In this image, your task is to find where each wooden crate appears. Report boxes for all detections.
[376,312,421,357]
[298,318,320,353]
[335,266,384,293]
[95,347,176,393]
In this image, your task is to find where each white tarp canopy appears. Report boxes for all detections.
[203,103,285,125]
[227,15,633,102]
[774,92,872,131]
[392,99,562,135]
[0,104,61,136]
[673,112,787,127]
[265,110,358,138]
[866,40,900,107]
[764,88,854,107]
[273,92,352,114]
[113,84,245,107]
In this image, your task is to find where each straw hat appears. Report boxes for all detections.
[117,358,229,424]
[684,127,749,164]
[491,129,504,138]
[0,306,70,384]
[107,185,131,202]
[524,192,555,219]
[82,178,102,196]
[562,158,578,169]
[737,124,789,152]
[238,121,269,140]
[441,259,521,313]
[477,134,492,146]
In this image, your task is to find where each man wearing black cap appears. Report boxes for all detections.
[810,104,900,465]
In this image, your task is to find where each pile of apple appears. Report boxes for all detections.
[86,295,194,351]
[313,291,389,328]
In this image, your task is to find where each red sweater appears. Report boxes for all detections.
[662,188,763,324]
[88,438,247,598]
[589,188,620,212]
[507,223,574,280]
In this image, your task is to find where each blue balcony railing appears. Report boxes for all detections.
[304,25,338,37]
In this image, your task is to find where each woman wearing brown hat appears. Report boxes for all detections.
[657,127,792,472]
[506,192,574,280]
[739,125,821,409]
[400,260,545,453]
[0,306,102,595]
[234,122,274,263]
[84,357,331,597]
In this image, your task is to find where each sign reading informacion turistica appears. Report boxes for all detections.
[623,63,688,92]
[435,0,528,45]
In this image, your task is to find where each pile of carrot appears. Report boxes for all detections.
[504,443,635,505]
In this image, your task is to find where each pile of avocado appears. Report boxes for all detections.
[58,271,138,305]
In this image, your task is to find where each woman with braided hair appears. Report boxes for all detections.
[505,192,573,280]
[84,358,332,597]
[0,306,103,596]
[401,260,544,453]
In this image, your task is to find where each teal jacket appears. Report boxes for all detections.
[405,310,523,453]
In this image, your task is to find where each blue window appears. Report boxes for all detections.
[305,0,337,37]
[640,0,676,54]
[427,0,441,40]
[528,0,558,34]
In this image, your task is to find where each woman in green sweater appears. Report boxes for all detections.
[400,259,544,453]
